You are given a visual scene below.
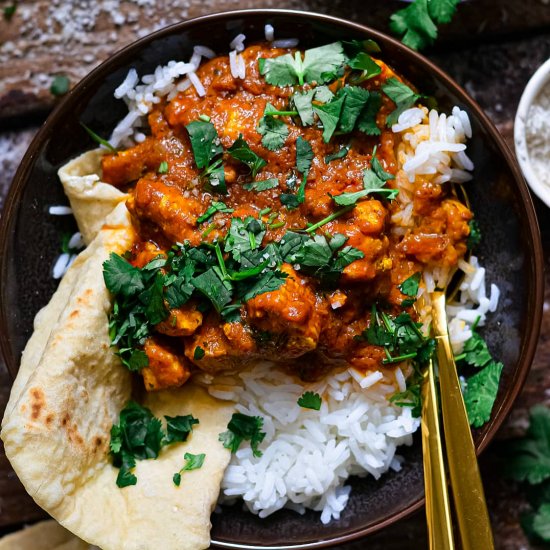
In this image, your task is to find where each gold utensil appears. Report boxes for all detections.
[431,290,495,550]
[421,358,454,550]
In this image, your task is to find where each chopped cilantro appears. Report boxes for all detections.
[292,89,316,125]
[467,219,481,249]
[227,134,267,178]
[348,52,382,82]
[399,272,421,298]
[173,453,206,486]
[335,86,370,134]
[259,42,346,87]
[196,201,234,223]
[243,178,279,192]
[257,103,289,151]
[460,331,493,368]
[158,161,169,174]
[297,391,322,410]
[50,75,70,97]
[3,3,16,19]
[110,402,198,488]
[219,413,266,457]
[382,78,422,127]
[192,268,232,313]
[390,0,461,51]
[279,137,313,209]
[164,414,199,445]
[325,144,350,164]
[80,122,117,153]
[193,346,205,360]
[357,91,382,135]
[103,252,145,297]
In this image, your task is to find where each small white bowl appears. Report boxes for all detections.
[515,57,550,207]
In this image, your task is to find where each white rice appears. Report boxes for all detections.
[197,364,419,524]
[264,24,275,42]
[48,205,73,215]
[229,33,246,53]
[272,38,300,49]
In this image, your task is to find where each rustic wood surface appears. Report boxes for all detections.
[1,1,550,548]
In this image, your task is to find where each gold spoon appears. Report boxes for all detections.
[421,184,494,550]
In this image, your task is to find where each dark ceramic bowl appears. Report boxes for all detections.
[0,9,544,549]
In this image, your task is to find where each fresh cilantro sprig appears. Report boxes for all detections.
[297,391,322,410]
[257,103,290,151]
[399,272,421,307]
[219,413,266,457]
[502,405,550,543]
[173,452,206,486]
[110,401,199,488]
[390,0,461,51]
[259,42,346,87]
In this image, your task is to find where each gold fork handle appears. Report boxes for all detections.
[421,359,455,550]
[432,291,495,550]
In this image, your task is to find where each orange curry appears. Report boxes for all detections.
[100,43,472,391]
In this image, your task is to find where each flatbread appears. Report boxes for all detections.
[1,153,235,550]
[57,149,127,245]
[0,520,93,550]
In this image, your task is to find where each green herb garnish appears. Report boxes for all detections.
[80,122,117,153]
[158,161,169,174]
[390,0,461,51]
[50,75,70,97]
[257,103,290,151]
[382,78,422,127]
[259,42,346,87]
[297,391,322,410]
[197,201,234,224]
[467,219,481,250]
[110,401,198,487]
[279,137,313,209]
[219,413,266,457]
[193,346,205,360]
[325,144,350,164]
[243,178,279,192]
[173,453,206,486]
[227,134,267,178]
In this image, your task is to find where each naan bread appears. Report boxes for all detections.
[1,153,235,550]
[0,520,94,550]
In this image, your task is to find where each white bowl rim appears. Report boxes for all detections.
[514,56,550,208]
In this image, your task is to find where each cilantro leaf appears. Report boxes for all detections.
[313,95,345,143]
[357,91,382,135]
[390,0,438,51]
[325,144,350,163]
[239,270,288,301]
[257,104,289,151]
[164,414,199,445]
[348,52,381,82]
[464,360,503,428]
[382,77,422,127]
[504,405,550,485]
[173,453,206,486]
[292,89,315,126]
[193,346,205,360]
[399,272,421,298]
[3,3,17,20]
[80,122,117,153]
[335,86,370,134]
[103,253,145,297]
[531,503,550,541]
[243,178,279,192]
[185,120,223,170]
[297,391,322,410]
[192,268,232,313]
[219,413,266,457]
[139,271,168,325]
[225,217,266,261]
[461,331,493,368]
[260,42,345,87]
[110,401,165,487]
[197,201,234,223]
[296,135,314,175]
[158,161,169,174]
[467,219,481,250]
[227,134,267,178]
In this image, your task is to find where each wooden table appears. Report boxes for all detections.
[1,1,550,547]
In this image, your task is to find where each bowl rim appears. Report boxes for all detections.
[514,56,550,207]
[0,8,544,549]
